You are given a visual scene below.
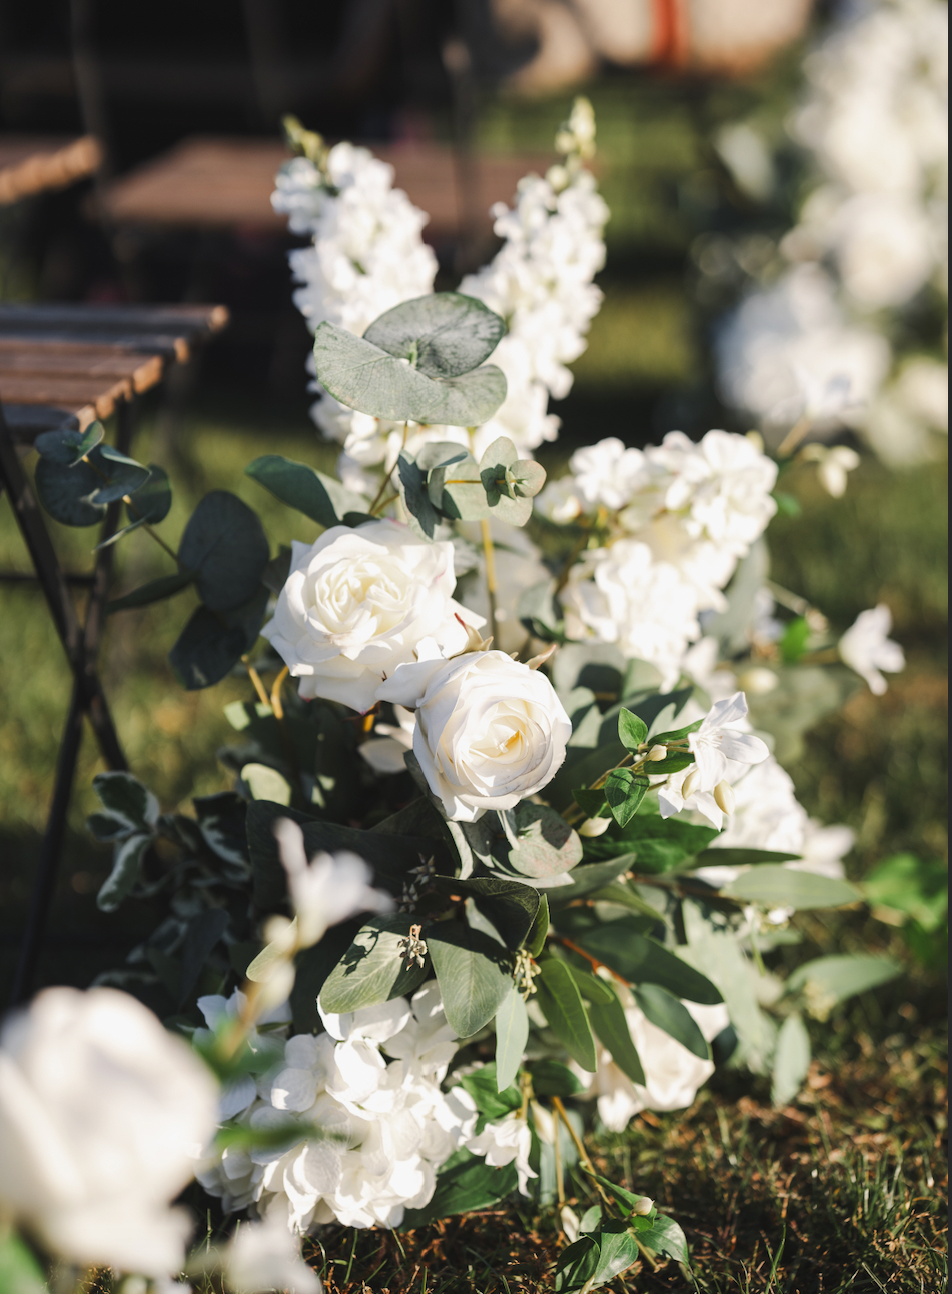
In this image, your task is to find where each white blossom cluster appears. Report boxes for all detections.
[538,429,778,684]
[196,985,535,1232]
[714,0,948,464]
[272,101,608,478]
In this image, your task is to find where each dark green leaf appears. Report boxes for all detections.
[592,1220,641,1285]
[529,1059,584,1098]
[536,958,597,1071]
[86,444,150,503]
[426,921,514,1038]
[587,984,646,1084]
[178,908,229,1007]
[634,1214,690,1266]
[604,769,649,829]
[436,876,540,951]
[169,590,268,691]
[723,866,860,910]
[319,916,427,1013]
[400,1149,517,1228]
[245,454,366,529]
[363,292,505,378]
[586,882,666,921]
[459,1063,522,1118]
[554,1236,600,1292]
[573,787,607,817]
[290,922,361,1033]
[86,811,135,843]
[93,770,159,830]
[126,463,172,523]
[178,491,269,613]
[582,816,720,873]
[108,568,195,613]
[495,986,529,1091]
[576,928,723,1004]
[692,847,803,869]
[96,833,151,911]
[34,454,106,525]
[525,893,550,958]
[313,321,507,426]
[633,984,709,1060]
[34,420,103,465]
[566,964,615,1004]
[395,451,440,539]
[618,709,648,751]
[550,857,635,902]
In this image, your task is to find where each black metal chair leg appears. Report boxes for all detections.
[9,678,86,1006]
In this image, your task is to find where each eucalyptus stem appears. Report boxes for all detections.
[480,518,499,646]
[242,655,271,708]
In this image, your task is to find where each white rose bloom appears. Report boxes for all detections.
[263,520,483,713]
[561,541,701,689]
[575,994,730,1131]
[377,647,571,822]
[839,604,905,695]
[0,987,218,1275]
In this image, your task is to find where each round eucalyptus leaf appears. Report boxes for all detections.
[88,445,151,504]
[34,421,104,465]
[363,292,506,379]
[34,455,107,526]
[178,491,270,613]
[126,464,172,524]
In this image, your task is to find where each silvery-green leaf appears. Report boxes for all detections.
[88,445,151,504]
[313,321,507,426]
[723,866,860,910]
[96,833,151,911]
[362,292,505,378]
[35,420,104,465]
[34,455,106,526]
[494,986,529,1091]
[771,1011,811,1106]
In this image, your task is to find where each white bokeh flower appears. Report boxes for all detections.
[358,704,416,775]
[221,1212,321,1294]
[0,987,218,1276]
[262,520,483,713]
[838,604,905,695]
[274,819,394,947]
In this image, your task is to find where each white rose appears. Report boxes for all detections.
[377,648,571,822]
[263,519,483,713]
[0,987,218,1275]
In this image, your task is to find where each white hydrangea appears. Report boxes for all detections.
[197,986,520,1233]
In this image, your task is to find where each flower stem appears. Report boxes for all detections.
[242,655,271,708]
[480,518,499,646]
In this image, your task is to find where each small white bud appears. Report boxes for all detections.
[646,744,668,761]
[736,667,778,695]
[630,1196,653,1216]
[579,815,612,837]
[681,768,700,798]
[713,780,735,816]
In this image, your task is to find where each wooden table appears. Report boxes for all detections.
[99,136,555,240]
[0,135,103,205]
[0,303,228,1006]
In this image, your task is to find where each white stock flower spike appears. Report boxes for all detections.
[838,604,905,696]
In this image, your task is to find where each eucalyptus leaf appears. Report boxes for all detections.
[525,892,550,958]
[319,916,427,1013]
[495,986,529,1091]
[575,927,723,1004]
[363,292,505,378]
[426,921,514,1038]
[169,589,268,691]
[313,321,507,427]
[633,984,709,1060]
[536,957,597,1070]
[108,568,195,613]
[723,866,860,910]
[34,454,106,526]
[87,445,151,504]
[785,953,901,1007]
[436,877,540,951]
[178,491,270,613]
[507,803,583,879]
[126,463,172,523]
[245,455,367,529]
[35,420,104,465]
[771,1011,811,1106]
[396,451,440,539]
[586,982,646,1084]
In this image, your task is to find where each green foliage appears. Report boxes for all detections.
[34,420,104,464]
[586,980,646,1084]
[722,865,860,910]
[580,810,719,873]
[0,1229,47,1294]
[319,916,428,1013]
[779,615,811,663]
[617,708,648,751]
[460,1063,522,1118]
[427,921,514,1039]
[785,954,902,1014]
[505,803,583,879]
[574,924,723,1004]
[535,957,598,1070]
[245,454,368,529]
[602,768,648,827]
[495,986,530,1090]
[107,568,195,612]
[400,1149,518,1229]
[178,490,269,614]
[771,1011,811,1106]
[363,292,505,379]
[863,853,948,931]
[633,983,710,1059]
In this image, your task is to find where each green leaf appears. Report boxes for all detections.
[178,491,269,613]
[529,1059,585,1098]
[477,436,546,527]
[178,907,229,1007]
[427,448,489,522]
[96,833,151,911]
[0,1229,48,1294]
[34,420,104,465]
[290,922,361,1033]
[34,454,106,526]
[319,916,427,1013]
[772,489,801,517]
[241,763,292,806]
[108,568,195,612]
[554,1236,600,1292]
[586,882,665,921]
[536,958,597,1070]
[525,892,550,958]
[400,1149,518,1228]
[780,615,811,663]
[785,953,902,1009]
[552,857,635,901]
[395,451,440,539]
[576,927,723,1005]
[573,787,607,817]
[582,817,721,873]
[426,921,514,1038]
[771,1011,811,1106]
[495,987,529,1091]
[169,590,268,690]
[633,984,709,1060]
[604,769,649,829]
[506,803,583,879]
[245,454,366,529]
[862,853,948,930]
[313,321,507,427]
[93,770,159,831]
[87,444,151,503]
[127,462,172,523]
[693,847,803,869]
[459,1063,522,1118]
[592,1220,641,1285]
[566,964,614,1005]
[362,292,505,378]
[587,983,646,1084]
[584,1170,652,1217]
[722,866,860,910]
[634,1213,690,1266]
[618,709,648,752]
[437,877,540,951]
